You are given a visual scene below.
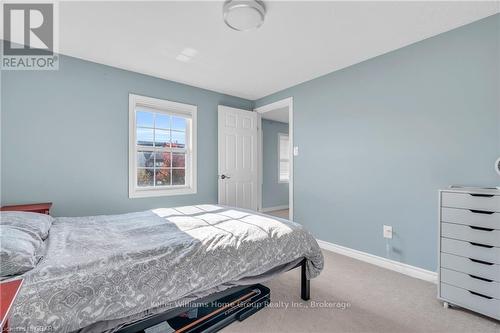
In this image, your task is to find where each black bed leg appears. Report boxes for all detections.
[301,260,310,301]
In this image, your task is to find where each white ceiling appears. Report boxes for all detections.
[54,1,500,100]
[262,106,289,123]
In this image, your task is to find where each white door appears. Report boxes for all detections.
[218,106,258,210]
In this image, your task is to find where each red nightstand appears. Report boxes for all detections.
[0,279,23,333]
[0,203,52,215]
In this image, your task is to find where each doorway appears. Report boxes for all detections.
[217,105,258,210]
[255,98,293,220]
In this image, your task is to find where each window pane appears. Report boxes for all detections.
[279,135,290,159]
[137,168,154,186]
[172,153,185,168]
[172,169,185,185]
[155,129,170,147]
[155,168,171,186]
[171,131,186,148]
[155,151,171,168]
[136,110,154,128]
[137,151,154,168]
[137,128,154,147]
[172,116,187,131]
[156,114,170,130]
[280,161,290,182]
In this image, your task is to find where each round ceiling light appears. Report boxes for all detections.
[223,0,266,31]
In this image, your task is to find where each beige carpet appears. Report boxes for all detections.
[264,209,290,219]
[222,250,500,333]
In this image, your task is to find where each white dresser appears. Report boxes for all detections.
[438,187,500,320]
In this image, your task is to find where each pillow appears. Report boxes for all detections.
[0,211,54,240]
[0,225,43,276]
[0,212,54,277]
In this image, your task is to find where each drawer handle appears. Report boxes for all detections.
[469,258,494,265]
[469,242,494,248]
[469,209,495,215]
[469,226,495,232]
[469,274,493,282]
[468,290,493,299]
[469,194,495,198]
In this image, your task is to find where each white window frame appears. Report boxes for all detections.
[129,94,197,198]
[278,132,290,183]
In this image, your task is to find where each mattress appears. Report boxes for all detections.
[8,205,324,332]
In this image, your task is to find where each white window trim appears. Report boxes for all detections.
[278,132,290,184]
[129,93,197,198]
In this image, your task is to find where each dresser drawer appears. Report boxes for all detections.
[442,192,500,212]
[441,238,500,264]
[441,222,500,247]
[441,207,500,229]
[441,252,500,282]
[441,268,500,299]
[440,283,500,319]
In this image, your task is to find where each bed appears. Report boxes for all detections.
[2,204,324,333]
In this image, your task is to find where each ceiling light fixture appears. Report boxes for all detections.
[223,0,266,32]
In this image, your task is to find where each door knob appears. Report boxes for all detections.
[220,174,231,180]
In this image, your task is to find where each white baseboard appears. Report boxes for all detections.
[260,205,289,212]
[316,239,437,283]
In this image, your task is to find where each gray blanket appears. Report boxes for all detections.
[9,205,323,332]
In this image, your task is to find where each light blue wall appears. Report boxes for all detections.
[255,14,500,271]
[262,119,289,209]
[1,55,253,217]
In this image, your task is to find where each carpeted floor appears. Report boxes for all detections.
[223,250,500,333]
[264,209,290,219]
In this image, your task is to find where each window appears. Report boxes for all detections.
[278,133,290,183]
[129,94,197,198]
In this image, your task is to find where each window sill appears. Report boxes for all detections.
[129,187,196,198]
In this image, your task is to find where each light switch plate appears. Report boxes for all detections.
[293,146,299,156]
[383,225,393,239]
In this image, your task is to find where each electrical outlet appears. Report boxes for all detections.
[383,225,393,239]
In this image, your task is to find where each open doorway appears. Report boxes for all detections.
[255,98,293,220]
